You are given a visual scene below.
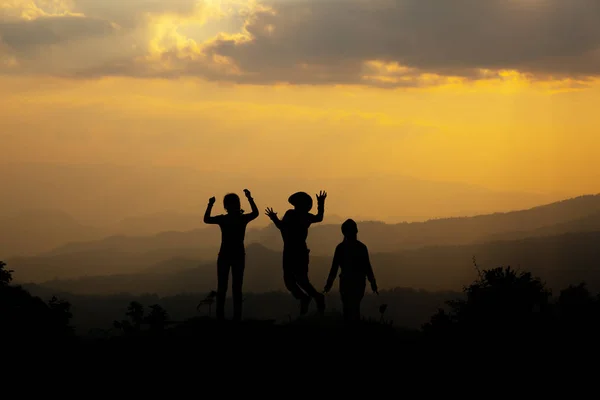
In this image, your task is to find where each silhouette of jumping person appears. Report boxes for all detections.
[265,191,327,315]
[324,219,378,323]
[204,189,259,321]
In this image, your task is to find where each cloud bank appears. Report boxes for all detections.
[1,0,599,87]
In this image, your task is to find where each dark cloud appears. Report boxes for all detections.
[196,0,600,85]
[3,0,600,86]
[0,16,117,51]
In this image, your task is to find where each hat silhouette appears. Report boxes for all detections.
[288,192,313,211]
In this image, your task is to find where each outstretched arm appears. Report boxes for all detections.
[203,197,220,224]
[265,207,283,230]
[243,189,259,222]
[308,190,327,223]
[324,246,340,293]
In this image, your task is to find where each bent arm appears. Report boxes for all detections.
[308,199,325,224]
[203,203,220,224]
[267,210,284,230]
[271,214,283,230]
[245,196,259,222]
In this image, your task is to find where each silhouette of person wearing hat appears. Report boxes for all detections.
[265,191,327,315]
[204,189,259,321]
[324,219,378,323]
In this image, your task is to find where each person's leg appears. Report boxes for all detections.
[296,273,324,313]
[283,252,309,300]
[341,296,351,323]
[340,280,352,323]
[283,251,314,316]
[294,249,325,313]
[354,282,366,322]
[341,279,363,323]
[231,252,245,322]
[350,299,361,322]
[216,254,230,320]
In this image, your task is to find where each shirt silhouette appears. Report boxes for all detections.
[280,209,323,250]
[204,189,258,321]
[209,209,256,254]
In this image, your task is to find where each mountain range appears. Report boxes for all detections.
[6,194,600,295]
[1,161,566,257]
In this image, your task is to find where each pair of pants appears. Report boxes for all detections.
[340,278,366,322]
[216,252,245,321]
[282,248,321,301]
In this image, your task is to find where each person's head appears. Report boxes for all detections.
[288,192,313,213]
[341,219,358,240]
[223,193,242,214]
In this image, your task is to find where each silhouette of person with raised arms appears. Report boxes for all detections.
[265,191,327,315]
[324,219,378,323]
[204,189,259,322]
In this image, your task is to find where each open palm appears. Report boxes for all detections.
[316,190,327,202]
[265,207,278,219]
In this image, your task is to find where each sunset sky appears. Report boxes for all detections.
[1,0,600,224]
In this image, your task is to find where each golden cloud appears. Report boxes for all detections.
[1,0,599,89]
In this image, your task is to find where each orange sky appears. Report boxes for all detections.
[1,0,599,223]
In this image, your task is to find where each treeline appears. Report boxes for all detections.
[2,259,600,346]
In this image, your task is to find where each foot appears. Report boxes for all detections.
[315,293,325,314]
[300,297,311,315]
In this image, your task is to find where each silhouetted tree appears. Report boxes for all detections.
[47,296,74,335]
[126,301,145,329]
[197,291,217,317]
[555,282,600,334]
[423,266,552,339]
[113,301,146,335]
[113,319,134,334]
[0,260,14,286]
[145,304,169,331]
[0,261,74,342]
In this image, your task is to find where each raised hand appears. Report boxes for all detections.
[265,207,278,219]
[243,189,252,198]
[316,190,327,203]
[208,197,216,205]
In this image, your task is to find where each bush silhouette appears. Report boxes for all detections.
[0,260,14,286]
[114,301,145,334]
[555,282,600,335]
[423,265,552,339]
[145,304,169,331]
[5,254,600,348]
[113,301,169,334]
[0,261,74,341]
[126,301,145,329]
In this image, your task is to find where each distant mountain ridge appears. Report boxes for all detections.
[1,161,567,257]
[481,210,600,242]
[0,209,104,257]
[257,193,600,255]
[28,231,600,297]
[42,193,600,256]
[6,195,600,289]
[6,194,600,285]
